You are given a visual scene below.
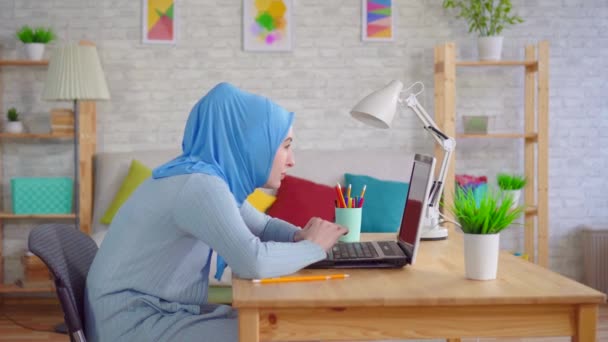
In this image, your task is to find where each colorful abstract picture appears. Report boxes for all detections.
[243,0,293,52]
[362,0,395,42]
[143,0,176,44]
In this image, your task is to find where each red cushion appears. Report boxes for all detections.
[267,175,335,228]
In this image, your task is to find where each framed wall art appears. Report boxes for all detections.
[362,0,395,42]
[243,0,293,52]
[143,0,176,44]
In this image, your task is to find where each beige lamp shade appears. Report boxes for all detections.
[43,44,110,101]
[350,80,404,129]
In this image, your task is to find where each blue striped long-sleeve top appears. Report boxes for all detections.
[84,173,326,341]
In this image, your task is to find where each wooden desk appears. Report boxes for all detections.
[233,233,606,342]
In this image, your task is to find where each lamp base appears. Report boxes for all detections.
[420,207,449,240]
[420,225,449,241]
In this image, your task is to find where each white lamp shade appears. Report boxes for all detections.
[43,44,110,101]
[350,80,404,129]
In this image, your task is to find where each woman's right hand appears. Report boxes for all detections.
[297,217,348,252]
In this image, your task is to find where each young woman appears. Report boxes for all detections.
[84,82,347,341]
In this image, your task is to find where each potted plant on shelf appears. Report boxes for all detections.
[5,107,24,133]
[442,0,524,61]
[497,173,526,209]
[16,26,56,61]
[450,186,524,280]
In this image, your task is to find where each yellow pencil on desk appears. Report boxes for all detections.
[252,274,350,284]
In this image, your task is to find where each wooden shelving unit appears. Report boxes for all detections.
[0,58,97,295]
[0,283,54,293]
[0,132,73,139]
[0,60,48,66]
[0,213,76,219]
[434,41,549,267]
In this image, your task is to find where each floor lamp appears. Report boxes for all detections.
[43,43,110,231]
[42,43,109,335]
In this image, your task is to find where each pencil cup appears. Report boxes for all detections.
[335,207,362,243]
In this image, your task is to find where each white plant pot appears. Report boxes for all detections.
[25,43,45,61]
[478,36,503,61]
[502,189,522,210]
[5,121,24,134]
[463,233,500,280]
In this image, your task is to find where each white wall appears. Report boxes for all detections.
[0,0,606,283]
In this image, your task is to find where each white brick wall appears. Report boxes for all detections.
[0,0,606,283]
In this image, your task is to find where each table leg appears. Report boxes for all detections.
[572,304,598,342]
[239,308,260,342]
[446,339,461,342]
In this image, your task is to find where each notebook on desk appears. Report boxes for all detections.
[308,153,436,269]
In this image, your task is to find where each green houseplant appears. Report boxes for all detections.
[16,26,56,60]
[450,186,524,280]
[5,107,24,133]
[497,173,526,209]
[442,0,524,61]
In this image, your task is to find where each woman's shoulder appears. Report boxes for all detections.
[177,173,233,198]
[173,173,240,214]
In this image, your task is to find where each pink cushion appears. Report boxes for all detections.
[267,175,335,228]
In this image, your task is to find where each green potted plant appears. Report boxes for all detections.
[442,0,524,61]
[5,107,24,133]
[497,173,526,209]
[16,26,56,60]
[450,186,524,280]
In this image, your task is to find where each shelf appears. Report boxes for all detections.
[0,283,55,293]
[457,133,538,140]
[0,132,73,139]
[0,213,75,219]
[0,60,49,66]
[456,60,537,67]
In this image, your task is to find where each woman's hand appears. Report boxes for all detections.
[294,217,348,252]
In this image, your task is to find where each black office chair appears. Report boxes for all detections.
[28,223,98,342]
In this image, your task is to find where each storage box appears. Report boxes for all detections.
[11,177,73,214]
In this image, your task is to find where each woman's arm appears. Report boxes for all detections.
[172,174,326,279]
[240,201,300,242]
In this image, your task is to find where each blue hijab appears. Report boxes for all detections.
[153,82,294,281]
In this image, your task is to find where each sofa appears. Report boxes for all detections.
[90,148,415,303]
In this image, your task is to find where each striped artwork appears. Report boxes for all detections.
[362,0,394,41]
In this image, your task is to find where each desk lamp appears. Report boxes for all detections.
[350,80,455,240]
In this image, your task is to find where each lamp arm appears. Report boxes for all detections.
[429,146,452,210]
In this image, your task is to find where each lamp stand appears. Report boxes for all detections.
[53,100,80,336]
[73,99,80,231]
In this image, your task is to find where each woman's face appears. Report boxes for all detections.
[264,127,295,189]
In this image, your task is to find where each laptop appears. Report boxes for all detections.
[308,153,436,269]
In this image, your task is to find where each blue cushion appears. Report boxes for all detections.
[344,173,409,233]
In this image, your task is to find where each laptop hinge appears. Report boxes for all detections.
[397,241,413,261]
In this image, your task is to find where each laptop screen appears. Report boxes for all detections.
[397,154,435,258]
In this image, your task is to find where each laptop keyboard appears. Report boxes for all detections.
[331,242,379,259]
[376,241,402,256]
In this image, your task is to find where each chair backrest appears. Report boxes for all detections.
[28,223,98,341]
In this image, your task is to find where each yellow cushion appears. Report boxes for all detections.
[100,159,152,225]
[246,189,276,212]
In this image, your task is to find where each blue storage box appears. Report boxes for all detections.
[11,177,73,214]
